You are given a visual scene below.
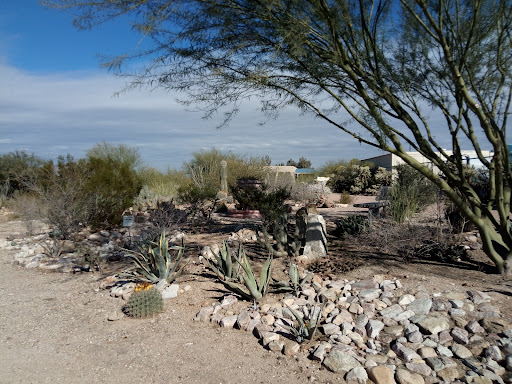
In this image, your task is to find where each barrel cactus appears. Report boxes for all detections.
[124,287,163,318]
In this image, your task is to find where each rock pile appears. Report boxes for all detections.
[195,275,511,384]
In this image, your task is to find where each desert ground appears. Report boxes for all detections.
[1,198,511,384]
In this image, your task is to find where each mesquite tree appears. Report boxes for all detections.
[45,0,512,273]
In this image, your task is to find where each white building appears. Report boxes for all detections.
[362,150,493,174]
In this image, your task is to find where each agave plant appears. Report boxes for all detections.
[280,303,322,344]
[219,244,272,305]
[122,231,188,284]
[271,262,313,295]
[204,241,241,282]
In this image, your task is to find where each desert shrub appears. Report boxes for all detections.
[84,143,143,228]
[390,164,439,223]
[320,159,390,195]
[6,191,46,235]
[183,148,269,194]
[334,215,370,239]
[0,151,45,200]
[137,167,189,205]
[20,155,93,238]
[339,191,353,204]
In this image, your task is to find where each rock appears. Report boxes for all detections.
[466,320,486,334]
[451,343,473,359]
[302,214,328,262]
[395,368,425,384]
[312,342,331,361]
[282,339,300,356]
[367,365,397,384]
[107,310,125,321]
[161,284,179,299]
[194,306,214,322]
[399,294,416,306]
[267,340,284,352]
[484,345,503,361]
[322,349,361,374]
[220,315,238,328]
[416,316,450,335]
[345,366,368,383]
[437,367,461,382]
[405,362,432,377]
[451,327,469,344]
[407,298,433,315]
[467,290,492,304]
[322,323,340,336]
[393,343,422,362]
[380,304,405,319]
[367,319,385,339]
[359,288,382,301]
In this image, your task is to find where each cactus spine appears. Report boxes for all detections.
[124,287,164,318]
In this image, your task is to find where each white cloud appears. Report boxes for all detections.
[2,63,505,171]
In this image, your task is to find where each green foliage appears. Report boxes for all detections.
[280,303,322,344]
[85,143,143,227]
[339,191,353,205]
[204,241,241,281]
[218,244,272,303]
[271,262,313,295]
[287,157,312,168]
[321,159,390,195]
[124,287,164,318]
[21,155,93,238]
[183,148,269,195]
[390,164,439,224]
[136,167,189,205]
[0,151,45,199]
[334,215,369,239]
[122,231,188,284]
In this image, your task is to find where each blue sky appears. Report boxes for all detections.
[0,2,506,171]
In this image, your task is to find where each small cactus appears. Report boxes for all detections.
[124,287,163,318]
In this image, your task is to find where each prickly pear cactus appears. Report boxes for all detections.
[124,287,163,318]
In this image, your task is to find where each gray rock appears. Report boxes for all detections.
[451,327,469,344]
[408,298,433,315]
[322,348,361,374]
[380,304,405,319]
[161,284,179,299]
[436,345,453,357]
[466,320,486,334]
[417,316,450,335]
[393,342,422,362]
[345,366,368,383]
[405,362,432,377]
[220,315,238,328]
[485,345,503,361]
[367,319,385,339]
[451,343,473,359]
[359,288,382,301]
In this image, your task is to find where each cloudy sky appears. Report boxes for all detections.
[0,2,507,171]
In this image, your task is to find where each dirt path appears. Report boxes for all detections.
[0,220,334,384]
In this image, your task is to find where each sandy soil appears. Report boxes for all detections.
[1,206,511,384]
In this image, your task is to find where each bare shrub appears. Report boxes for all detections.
[6,192,46,235]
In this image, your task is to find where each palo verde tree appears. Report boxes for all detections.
[44,0,512,273]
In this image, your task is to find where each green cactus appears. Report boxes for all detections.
[124,287,164,318]
[219,244,273,305]
[204,241,241,281]
[122,231,188,284]
[334,215,369,239]
[280,303,322,344]
[272,262,313,295]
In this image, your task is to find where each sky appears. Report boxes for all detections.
[0,2,507,171]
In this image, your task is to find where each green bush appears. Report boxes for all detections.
[182,148,269,195]
[390,164,439,223]
[84,143,143,228]
[320,159,390,195]
[0,151,45,201]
